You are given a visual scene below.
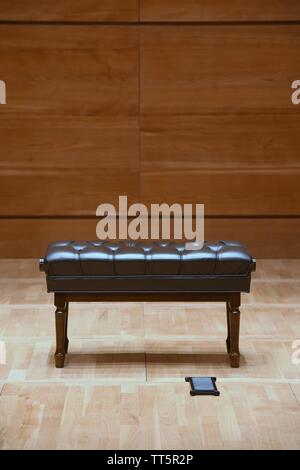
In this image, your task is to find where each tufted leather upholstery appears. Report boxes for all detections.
[40,240,255,293]
[40,240,255,276]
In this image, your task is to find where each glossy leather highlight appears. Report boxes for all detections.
[40,240,255,293]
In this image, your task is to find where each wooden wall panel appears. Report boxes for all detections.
[0,26,139,215]
[141,26,300,114]
[141,26,300,216]
[0,7,299,257]
[141,171,300,216]
[0,1,139,21]
[141,114,300,171]
[141,0,300,22]
[2,1,299,23]
[0,172,138,216]
[205,218,300,259]
[0,218,299,258]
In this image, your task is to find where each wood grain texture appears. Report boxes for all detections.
[1,382,300,449]
[1,336,300,382]
[0,259,300,449]
[0,19,299,256]
[0,171,138,216]
[0,122,139,170]
[206,217,300,258]
[0,26,139,216]
[141,26,300,217]
[141,0,300,22]
[0,0,139,21]
[141,171,300,215]
[0,217,299,258]
[141,114,300,171]
[141,26,300,114]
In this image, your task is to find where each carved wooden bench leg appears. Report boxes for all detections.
[226,301,231,353]
[64,302,69,353]
[227,294,241,368]
[54,293,67,368]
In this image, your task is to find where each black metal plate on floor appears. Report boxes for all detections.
[185,377,220,396]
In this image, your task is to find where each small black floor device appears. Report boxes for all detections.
[185,377,220,396]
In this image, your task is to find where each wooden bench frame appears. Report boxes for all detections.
[54,291,241,369]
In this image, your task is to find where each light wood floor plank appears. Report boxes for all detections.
[1,382,300,450]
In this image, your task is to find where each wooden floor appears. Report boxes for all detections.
[0,259,300,449]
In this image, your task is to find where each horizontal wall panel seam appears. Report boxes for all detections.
[0,216,299,220]
[1,20,300,26]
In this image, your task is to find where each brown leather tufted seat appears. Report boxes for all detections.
[40,240,255,293]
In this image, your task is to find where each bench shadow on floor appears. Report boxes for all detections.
[51,351,235,367]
